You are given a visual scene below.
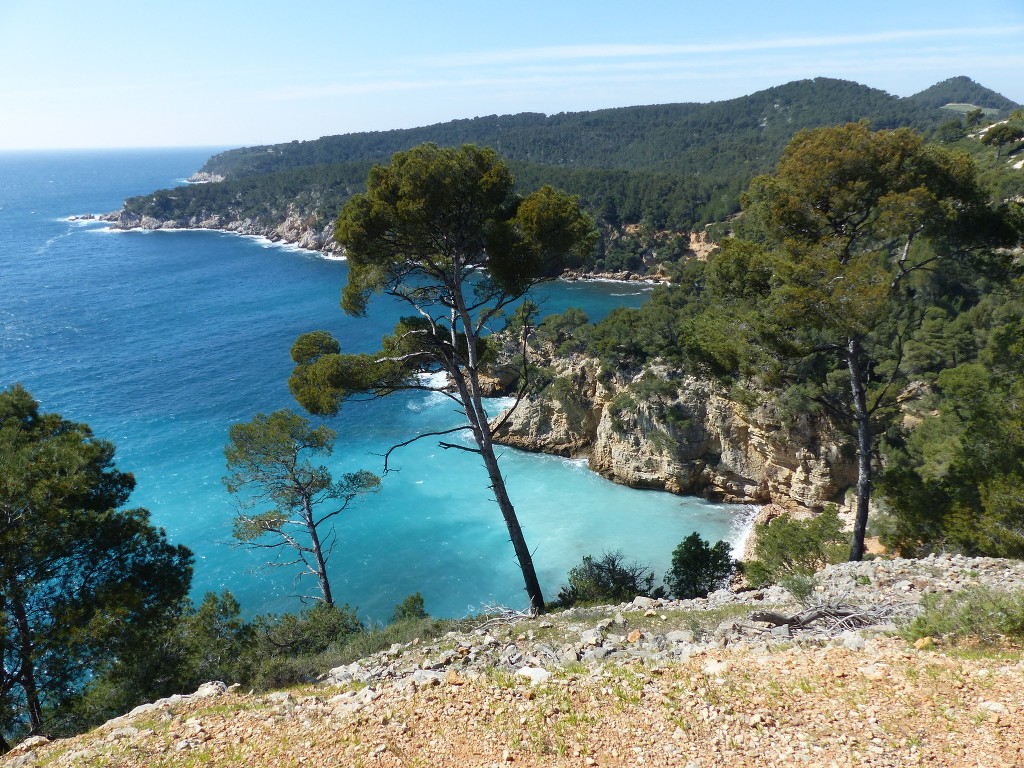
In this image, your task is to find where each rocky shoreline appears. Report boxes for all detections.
[92,210,685,285]
[8,554,1024,767]
[94,207,343,255]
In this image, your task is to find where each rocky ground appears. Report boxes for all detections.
[6,554,1024,767]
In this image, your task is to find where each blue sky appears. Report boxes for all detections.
[1,0,1022,150]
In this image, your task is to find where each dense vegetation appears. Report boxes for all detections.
[0,386,193,748]
[118,77,1020,240]
[907,75,1020,113]
[63,591,449,737]
[196,78,1012,180]
[121,160,373,230]
[554,533,735,608]
[530,115,1024,560]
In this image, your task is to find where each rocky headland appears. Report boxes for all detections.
[99,206,343,255]
[7,554,1024,767]
[490,346,857,518]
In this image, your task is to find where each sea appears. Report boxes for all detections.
[0,148,756,621]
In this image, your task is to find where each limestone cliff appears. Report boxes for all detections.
[101,206,342,255]
[493,352,856,514]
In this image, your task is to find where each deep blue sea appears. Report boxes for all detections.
[0,149,754,621]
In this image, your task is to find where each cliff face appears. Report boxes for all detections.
[493,355,856,514]
[101,207,342,255]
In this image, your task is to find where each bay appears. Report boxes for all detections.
[0,149,754,621]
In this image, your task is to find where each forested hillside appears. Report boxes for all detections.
[196,77,1014,179]
[908,75,1020,112]
[116,76,1019,240]
[505,118,1024,562]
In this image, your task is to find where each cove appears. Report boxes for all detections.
[0,149,755,621]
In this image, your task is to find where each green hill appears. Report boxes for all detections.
[908,75,1020,113]
[198,77,950,181]
[118,76,1020,240]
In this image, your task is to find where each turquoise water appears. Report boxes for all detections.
[0,150,754,621]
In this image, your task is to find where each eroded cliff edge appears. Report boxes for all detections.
[489,344,857,515]
[100,205,343,255]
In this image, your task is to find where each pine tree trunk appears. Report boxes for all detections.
[303,499,334,606]
[9,584,44,735]
[454,298,546,613]
[846,338,872,562]
[479,443,546,613]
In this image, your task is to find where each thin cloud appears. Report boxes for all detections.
[424,26,1024,68]
[267,46,1024,104]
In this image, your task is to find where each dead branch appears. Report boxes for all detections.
[473,603,536,630]
[751,604,891,629]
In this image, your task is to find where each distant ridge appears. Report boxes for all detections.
[908,76,1020,113]
[197,77,981,182]
[115,76,1020,239]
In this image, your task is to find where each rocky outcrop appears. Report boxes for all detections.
[186,171,225,184]
[494,354,856,514]
[100,207,342,255]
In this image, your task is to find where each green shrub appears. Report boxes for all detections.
[608,392,637,433]
[548,376,591,434]
[665,532,734,599]
[333,616,449,665]
[535,307,591,355]
[904,586,1024,646]
[252,614,451,688]
[391,592,428,622]
[250,602,363,657]
[744,506,847,587]
[71,591,449,709]
[236,602,364,688]
[630,373,678,402]
[175,591,254,688]
[778,573,818,603]
[555,551,665,607]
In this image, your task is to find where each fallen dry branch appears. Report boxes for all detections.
[750,603,902,630]
[473,604,534,631]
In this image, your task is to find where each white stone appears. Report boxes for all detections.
[666,630,694,644]
[580,628,604,646]
[839,631,867,651]
[517,666,552,686]
[702,659,731,676]
[979,701,1009,714]
[193,681,227,699]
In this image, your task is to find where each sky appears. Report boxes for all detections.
[1,0,1022,150]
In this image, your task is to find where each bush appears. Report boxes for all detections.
[904,586,1024,646]
[547,376,591,434]
[535,307,591,355]
[251,602,363,657]
[608,391,637,433]
[391,592,428,622]
[744,506,847,588]
[665,532,735,599]
[555,551,665,607]
[71,591,447,711]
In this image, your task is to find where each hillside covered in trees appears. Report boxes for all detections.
[196,76,1015,179]
[115,77,1019,245]
[495,117,1024,563]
